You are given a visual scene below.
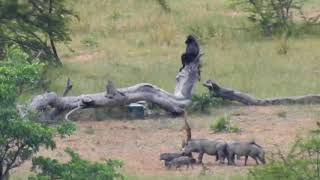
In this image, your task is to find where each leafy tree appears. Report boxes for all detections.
[0,48,75,180]
[0,0,75,65]
[29,148,124,180]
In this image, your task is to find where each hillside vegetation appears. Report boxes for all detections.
[48,0,320,98]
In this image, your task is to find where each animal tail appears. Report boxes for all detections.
[249,140,262,148]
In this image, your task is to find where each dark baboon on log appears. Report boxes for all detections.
[179,35,200,72]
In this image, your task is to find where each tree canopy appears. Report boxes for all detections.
[0,0,75,65]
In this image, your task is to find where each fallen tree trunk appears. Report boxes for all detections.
[204,80,320,105]
[29,54,203,121]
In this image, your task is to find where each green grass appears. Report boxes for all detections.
[45,0,320,99]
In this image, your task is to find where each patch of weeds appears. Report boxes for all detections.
[110,10,122,20]
[277,111,287,118]
[57,121,77,138]
[80,35,99,47]
[188,93,229,113]
[84,127,95,135]
[210,115,240,133]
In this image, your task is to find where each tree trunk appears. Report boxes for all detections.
[29,54,203,121]
[204,80,320,105]
[48,0,62,66]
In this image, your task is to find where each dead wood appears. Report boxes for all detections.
[204,80,320,105]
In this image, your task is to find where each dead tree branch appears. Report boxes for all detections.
[204,80,320,105]
[30,54,202,121]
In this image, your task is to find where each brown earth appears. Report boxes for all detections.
[12,105,320,179]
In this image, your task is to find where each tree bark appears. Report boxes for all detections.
[204,79,320,105]
[30,54,202,121]
[48,0,62,66]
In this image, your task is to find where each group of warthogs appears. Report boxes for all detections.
[160,139,266,169]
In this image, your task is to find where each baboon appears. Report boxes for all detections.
[179,35,200,72]
[160,152,184,167]
[105,80,125,98]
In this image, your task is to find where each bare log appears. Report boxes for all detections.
[174,53,203,99]
[204,79,320,105]
[30,55,202,121]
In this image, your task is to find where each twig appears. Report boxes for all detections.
[62,78,72,97]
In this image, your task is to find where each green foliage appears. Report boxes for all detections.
[0,48,44,106]
[0,0,75,65]
[188,93,229,113]
[81,35,99,48]
[0,47,45,97]
[229,0,308,36]
[0,48,54,179]
[249,123,320,180]
[30,148,124,180]
[56,121,77,138]
[0,117,56,178]
[210,115,240,133]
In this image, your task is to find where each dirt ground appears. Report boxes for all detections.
[13,105,320,179]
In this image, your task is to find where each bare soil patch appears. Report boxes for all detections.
[63,52,100,63]
[13,105,320,178]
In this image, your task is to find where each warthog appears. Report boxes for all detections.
[167,156,196,169]
[227,141,266,166]
[160,152,184,167]
[183,138,228,164]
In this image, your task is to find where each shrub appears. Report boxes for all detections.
[81,35,99,48]
[29,148,124,180]
[188,93,229,113]
[229,0,308,36]
[0,48,75,180]
[249,122,320,180]
[210,115,240,133]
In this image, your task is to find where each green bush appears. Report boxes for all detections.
[229,0,309,37]
[210,115,240,133]
[29,148,124,180]
[188,93,229,113]
[81,35,99,47]
[0,48,75,180]
[249,123,320,180]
